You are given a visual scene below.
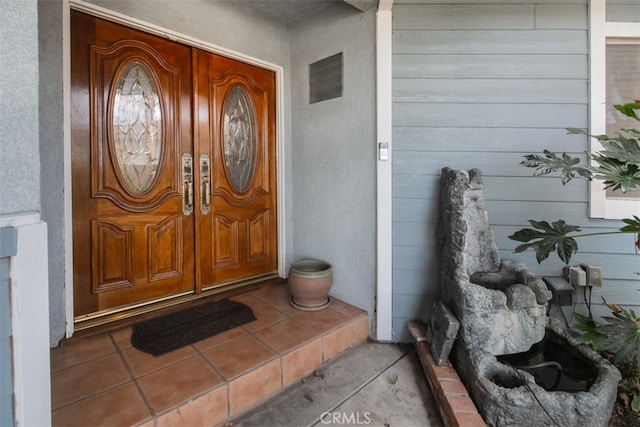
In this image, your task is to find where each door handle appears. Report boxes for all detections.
[182,153,193,215]
[200,154,211,215]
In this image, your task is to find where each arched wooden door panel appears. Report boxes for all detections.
[193,50,277,289]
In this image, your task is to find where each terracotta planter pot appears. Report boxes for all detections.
[288,259,333,311]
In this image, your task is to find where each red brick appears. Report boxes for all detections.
[447,395,479,414]
[414,341,485,427]
[452,411,486,427]
[429,361,459,381]
[441,396,457,426]
[440,379,470,396]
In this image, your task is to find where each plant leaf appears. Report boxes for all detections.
[597,134,640,165]
[509,220,581,264]
[632,394,640,413]
[517,101,640,263]
[565,112,640,194]
[614,102,640,121]
[590,153,640,193]
[620,216,640,250]
[621,216,640,233]
[598,309,640,364]
[520,150,591,184]
[572,312,606,350]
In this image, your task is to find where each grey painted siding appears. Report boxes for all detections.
[391,1,639,342]
[0,228,17,427]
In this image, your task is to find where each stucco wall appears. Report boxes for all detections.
[85,0,292,65]
[39,0,67,346]
[1,0,40,215]
[289,5,377,323]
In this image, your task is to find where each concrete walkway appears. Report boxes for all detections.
[230,342,443,427]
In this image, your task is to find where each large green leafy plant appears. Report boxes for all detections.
[509,102,640,264]
[574,301,640,416]
[509,102,640,421]
[573,301,640,365]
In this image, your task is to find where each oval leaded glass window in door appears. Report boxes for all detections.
[112,60,163,196]
[222,85,257,194]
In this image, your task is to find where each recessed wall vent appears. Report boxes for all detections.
[309,52,343,104]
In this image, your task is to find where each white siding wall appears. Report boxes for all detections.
[391,0,639,342]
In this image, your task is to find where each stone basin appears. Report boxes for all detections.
[433,167,621,427]
[453,320,620,427]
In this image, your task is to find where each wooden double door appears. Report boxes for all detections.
[71,12,277,318]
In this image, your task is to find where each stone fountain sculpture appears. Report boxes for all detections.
[433,167,620,427]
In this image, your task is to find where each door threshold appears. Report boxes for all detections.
[70,275,282,340]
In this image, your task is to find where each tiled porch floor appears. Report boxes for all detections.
[50,284,369,426]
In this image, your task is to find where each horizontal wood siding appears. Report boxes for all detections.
[0,227,16,426]
[391,1,639,343]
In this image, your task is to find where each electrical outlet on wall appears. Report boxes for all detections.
[580,264,603,287]
[568,266,587,287]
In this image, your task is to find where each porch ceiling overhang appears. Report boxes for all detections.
[233,0,377,24]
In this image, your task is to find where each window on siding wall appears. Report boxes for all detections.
[589,0,640,219]
[605,41,640,201]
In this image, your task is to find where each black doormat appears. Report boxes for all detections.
[131,299,256,357]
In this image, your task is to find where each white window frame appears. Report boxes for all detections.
[589,0,640,219]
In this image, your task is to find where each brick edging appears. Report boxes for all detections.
[409,321,486,427]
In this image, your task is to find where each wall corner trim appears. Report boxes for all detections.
[0,213,51,427]
[375,0,393,341]
[378,0,394,12]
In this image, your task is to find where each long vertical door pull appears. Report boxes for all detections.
[200,154,211,215]
[182,153,193,215]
